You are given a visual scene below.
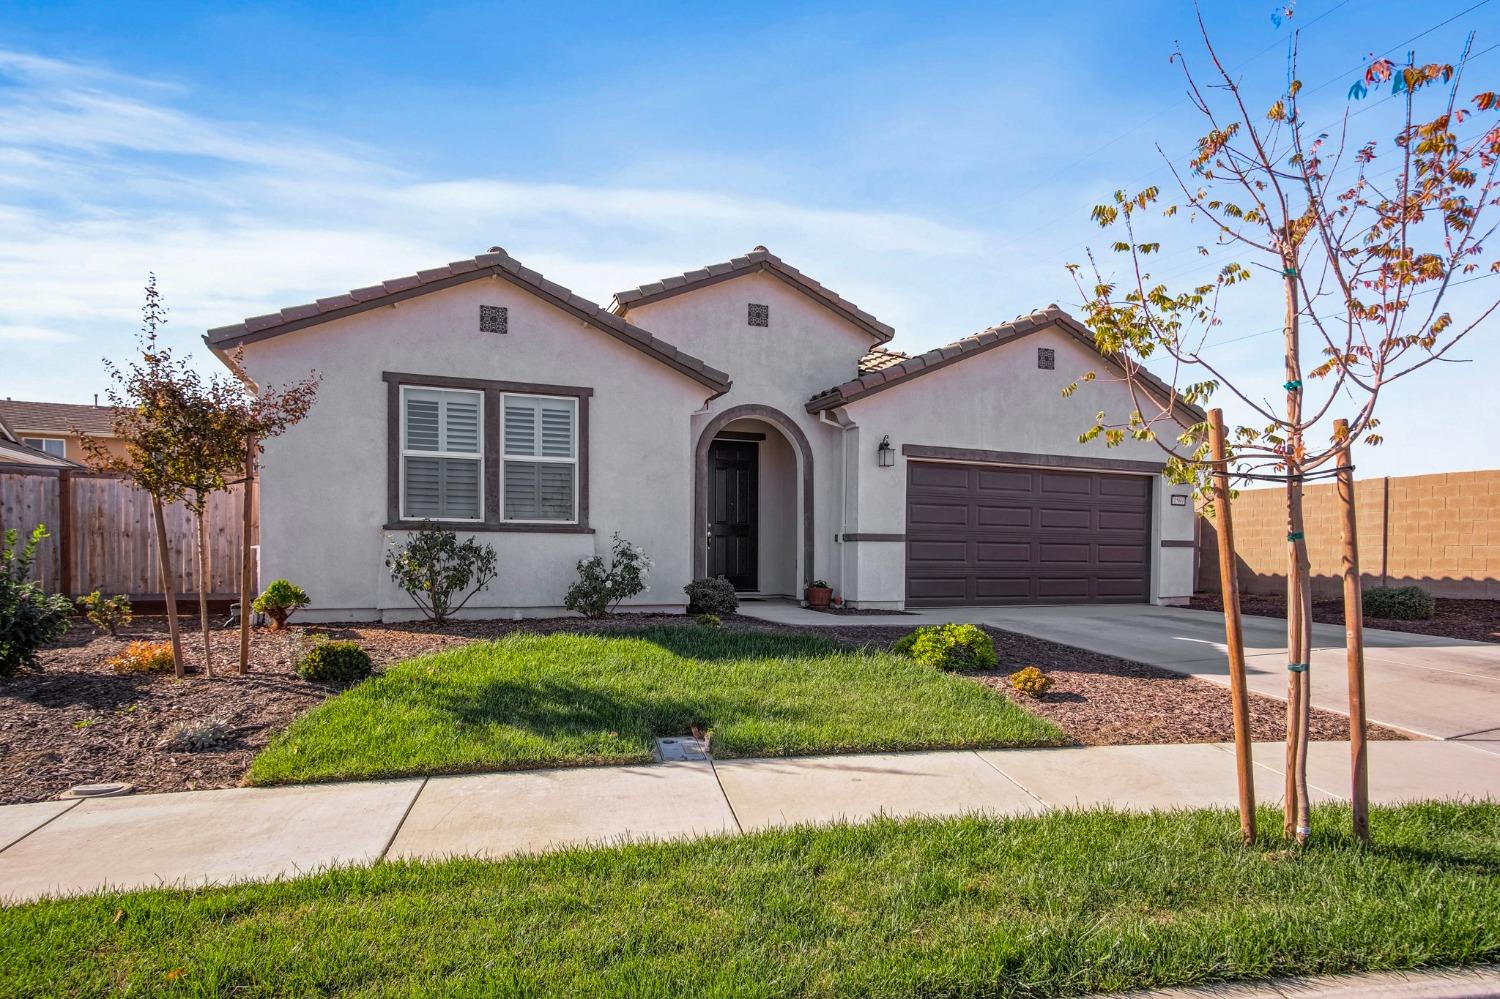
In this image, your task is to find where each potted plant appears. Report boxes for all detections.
[805,579,833,609]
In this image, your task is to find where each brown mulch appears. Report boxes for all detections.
[1190,592,1500,644]
[2,613,1404,806]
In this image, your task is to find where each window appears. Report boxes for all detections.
[400,386,483,521]
[21,437,66,458]
[502,394,577,522]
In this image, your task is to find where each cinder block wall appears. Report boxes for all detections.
[1198,469,1500,600]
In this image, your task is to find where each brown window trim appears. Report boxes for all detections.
[383,371,592,533]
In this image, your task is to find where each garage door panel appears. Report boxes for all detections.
[907,540,969,564]
[976,504,1033,528]
[906,460,1150,606]
[909,501,970,527]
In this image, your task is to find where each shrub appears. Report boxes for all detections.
[892,623,998,671]
[695,613,722,629]
[684,576,738,616]
[1363,584,1436,620]
[108,640,175,674]
[297,640,373,684]
[565,533,652,618]
[252,579,310,629]
[76,591,132,636]
[385,522,498,625]
[1008,666,1053,698]
[0,526,74,678]
[158,717,231,752]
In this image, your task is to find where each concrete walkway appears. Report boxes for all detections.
[1105,965,1500,997]
[740,602,1500,754]
[4,739,1498,904]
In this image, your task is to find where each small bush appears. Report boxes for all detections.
[892,623,998,672]
[565,534,652,618]
[0,526,73,678]
[297,640,373,684]
[76,591,132,636]
[695,613,722,629]
[108,640,175,675]
[158,717,231,752]
[684,577,738,615]
[385,523,498,625]
[1008,666,1053,698]
[1363,584,1436,620]
[252,579,310,629]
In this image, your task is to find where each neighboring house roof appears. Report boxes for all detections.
[806,305,1206,424]
[859,345,909,374]
[610,246,896,343]
[0,399,119,437]
[0,435,80,467]
[203,247,732,397]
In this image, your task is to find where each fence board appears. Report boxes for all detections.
[0,468,256,597]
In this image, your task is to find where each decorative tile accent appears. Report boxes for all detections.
[748,303,769,328]
[480,305,508,335]
[1037,347,1055,370]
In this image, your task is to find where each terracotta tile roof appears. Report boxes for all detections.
[204,247,732,397]
[859,345,909,373]
[806,305,1206,424]
[0,399,120,437]
[610,246,895,343]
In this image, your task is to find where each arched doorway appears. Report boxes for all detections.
[693,404,813,594]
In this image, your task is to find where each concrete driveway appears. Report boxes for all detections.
[740,602,1500,754]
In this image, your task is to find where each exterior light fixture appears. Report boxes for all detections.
[877,435,895,468]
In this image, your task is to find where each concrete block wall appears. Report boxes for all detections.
[1198,469,1500,600]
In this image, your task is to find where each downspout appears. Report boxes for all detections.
[818,408,855,602]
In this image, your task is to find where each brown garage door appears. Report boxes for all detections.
[905,460,1151,606]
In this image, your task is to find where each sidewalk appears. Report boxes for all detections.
[1103,965,1500,997]
[4,738,1499,904]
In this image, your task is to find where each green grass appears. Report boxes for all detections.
[4,803,1498,998]
[248,628,1064,785]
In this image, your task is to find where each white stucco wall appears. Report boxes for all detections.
[236,276,715,621]
[625,272,881,596]
[837,322,1197,607]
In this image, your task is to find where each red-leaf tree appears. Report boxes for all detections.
[1068,19,1499,842]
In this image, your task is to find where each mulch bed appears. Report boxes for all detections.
[1190,592,1500,644]
[1,613,1404,806]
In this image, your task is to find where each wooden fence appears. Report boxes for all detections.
[0,464,256,599]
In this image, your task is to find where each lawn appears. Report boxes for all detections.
[248,627,1065,785]
[4,803,1497,998]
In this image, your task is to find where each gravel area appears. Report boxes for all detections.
[1,613,1404,805]
[1190,592,1500,644]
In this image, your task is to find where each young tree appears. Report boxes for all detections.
[83,276,195,677]
[1068,20,1499,842]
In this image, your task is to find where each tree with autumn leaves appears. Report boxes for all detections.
[1068,18,1499,843]
[84,275,318,678]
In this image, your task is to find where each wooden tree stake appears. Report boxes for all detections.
[1335,419,1369,841]
[151,495,184,678]
[238,436,255,676]
[1208,409,1256,844]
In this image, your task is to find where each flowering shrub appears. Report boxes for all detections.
[385,522,498,625]
[892,623,998,671]
[0,526,73,678]
[1008,666,1053,698]
[109,641,176,675]
[565,534,652,618]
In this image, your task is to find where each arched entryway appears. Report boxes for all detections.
[693,404,813,594]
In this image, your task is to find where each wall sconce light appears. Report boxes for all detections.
[877,435,895,468]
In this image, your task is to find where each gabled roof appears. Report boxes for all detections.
[859,345,909,374]
[204,247,731,397]
[610,246,895,343]
[0,399,120,437]
[0,435,80,467]
[806,305,1206,425]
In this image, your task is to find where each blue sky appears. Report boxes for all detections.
[1,0,1496,476]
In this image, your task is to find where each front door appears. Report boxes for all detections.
[707,439,758,591]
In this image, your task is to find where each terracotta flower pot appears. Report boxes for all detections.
[806,585,832,609]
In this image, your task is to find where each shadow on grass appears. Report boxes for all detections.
[632,625,847,663]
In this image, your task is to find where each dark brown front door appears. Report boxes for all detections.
[708,439,758,591]
[905,460,1150,606]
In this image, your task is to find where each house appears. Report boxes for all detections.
[0,399,126,464]
[205,246,1199,621]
